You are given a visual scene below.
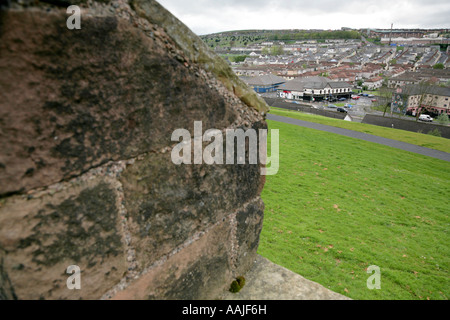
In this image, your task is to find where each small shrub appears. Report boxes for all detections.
[229,276,246,293]
[427,128,442,137]
[436,113,449,125]
[229,280,241,293]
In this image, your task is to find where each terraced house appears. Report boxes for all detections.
[388,69,450,88]
[276,76,353,101]
[399,85,450,117]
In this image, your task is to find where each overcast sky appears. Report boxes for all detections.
[156,0,450,35]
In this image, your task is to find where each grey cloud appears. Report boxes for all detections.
[157,0,450,34]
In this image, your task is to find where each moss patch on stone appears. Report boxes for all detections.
[229,276,246,293]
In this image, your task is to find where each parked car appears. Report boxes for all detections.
[368,94,375,98]
[419,114,433,122]
[328,104,338,108]
[337,107,348,113]
[371,99,378,102]
[344,103,352,108]
[338,97,347,101]
[351,95,360,100]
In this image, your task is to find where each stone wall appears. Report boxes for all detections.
[264,98,348,120]
[362,114,450,139]
[0,0,269,299]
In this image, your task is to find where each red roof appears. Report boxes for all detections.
[365,76,384,82]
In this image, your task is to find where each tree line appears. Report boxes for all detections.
[201,30,361,49]
[268,30,361,41]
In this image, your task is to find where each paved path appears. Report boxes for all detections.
[220,255,350,300]
[267,114,450,162]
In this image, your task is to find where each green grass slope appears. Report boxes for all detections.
[268,107,450,153]
[258,119,450,300]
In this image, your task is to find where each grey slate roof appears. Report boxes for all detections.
[241,74,286,86]
[401,84,450,96]
[277,76,352,92]
[278,80,306,91]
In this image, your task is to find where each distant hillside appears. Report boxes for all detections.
[200,29,361,49]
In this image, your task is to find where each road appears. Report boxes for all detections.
[305,96,374,119]
[267,114,450,162]
[319,96,420,122]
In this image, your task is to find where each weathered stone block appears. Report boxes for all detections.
[0,0,268,300]
[111,215,234,300]
[0,178,127,299]
[130,0,270,114]
[0,8,237,195]
[120,149,265,271]
[235,198,265,276]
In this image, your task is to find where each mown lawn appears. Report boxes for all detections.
[258,119,450,300]
[268,107,450,153]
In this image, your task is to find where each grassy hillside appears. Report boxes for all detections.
[200,29,361,50]
[258,119,450,300]
[268,107,450,153]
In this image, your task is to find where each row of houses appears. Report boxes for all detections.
[236,61,407,91]
[395,85,450,117]
[237,60,450,93]
[363,76,385,90]
[232,41,446,68]
[366,29,427,39]
[240,75,353,101]
[365,29,449,40]
[239,71,450,118]
[380,37,450,46]
[388,69,450,88]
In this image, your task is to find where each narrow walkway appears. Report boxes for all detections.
[220,255,350,300]
[267,114,450,162]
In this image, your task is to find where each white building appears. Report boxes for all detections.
[277,76,353,101]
